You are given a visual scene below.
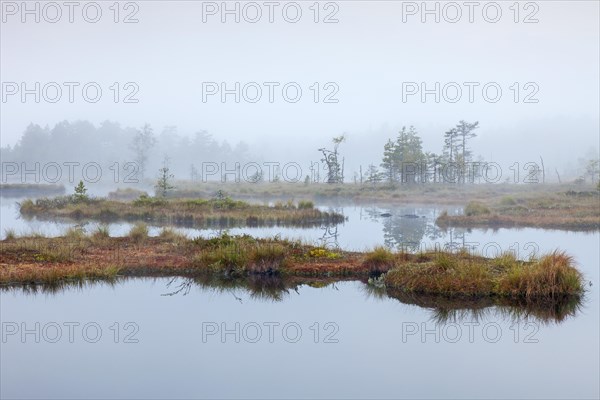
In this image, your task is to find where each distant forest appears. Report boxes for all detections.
[0,120,252,183]
[1,120,598,187]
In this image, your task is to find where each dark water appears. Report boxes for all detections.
[1,199,599,399]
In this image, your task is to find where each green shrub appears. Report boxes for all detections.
[211,197,247,210]
[73,180,88,202]
[464,201,491,216]
[500,196,517,206]
[298,200,314,210]
[133,195,167,207]
[196,243,248,274]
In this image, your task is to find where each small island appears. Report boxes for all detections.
[1,230,585,311]
[18,194,345,229]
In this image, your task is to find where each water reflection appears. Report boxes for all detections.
[1,200,585,264]
[384,288,584,325]
[360,205,478,254]
[2,276,584,325]
[319,224,340,248]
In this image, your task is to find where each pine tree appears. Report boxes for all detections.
[155,156,175,197]
[365,164,383,184]
[395,126,424,184]
[381,139,397,183]
[442,128,459,183]
[455,120,479,183]
[380,126,425,185]
[73,180,88,202]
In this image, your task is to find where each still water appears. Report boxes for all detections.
[1,197,599,399]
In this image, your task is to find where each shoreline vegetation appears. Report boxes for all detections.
[436,191,600,231]
[1,231,585,322]
[18,195,345,228]
[165,182,599,206]
[5,181,597,204]
[12,182,599,231]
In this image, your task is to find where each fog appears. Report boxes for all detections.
[1,1,599,183]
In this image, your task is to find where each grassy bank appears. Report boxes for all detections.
[384,250,583,301]
[436,191,600,231]
[168,181,599,205]
[18,195,344,228]
[1,232,585,306]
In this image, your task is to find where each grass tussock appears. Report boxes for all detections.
[496,251,583,298]
[194,235,291,275]
[64,227,86,241]
[4,229,16,240]
[128,223,149,243]
[385,250,585,300]
[362,246,396,272]
[158,227,188,244]
[464,201,491,216]
[91,225,110,242]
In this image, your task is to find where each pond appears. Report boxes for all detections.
[1,197,599,399]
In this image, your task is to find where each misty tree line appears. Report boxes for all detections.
[319,120,487,185]
[324,120,598,186]
[2,120,598,187]
[375,120,484,184]
[0,120,251,181]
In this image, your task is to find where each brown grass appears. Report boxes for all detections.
[385,250,584,300]
[361,246,398,273]
[168,181,599,206]
[0,234,585,304]
[19,196,345,228]
[437,191,600,231]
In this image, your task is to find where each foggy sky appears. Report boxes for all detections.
[1,1,599,176]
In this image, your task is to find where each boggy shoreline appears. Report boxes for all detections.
[1,233,585,311]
